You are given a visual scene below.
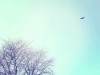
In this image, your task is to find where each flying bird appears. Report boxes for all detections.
[80,17,85,19]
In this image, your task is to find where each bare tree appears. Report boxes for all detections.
[0,39,54,75]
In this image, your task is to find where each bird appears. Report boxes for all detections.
[80,17,85,19]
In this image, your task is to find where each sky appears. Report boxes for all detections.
[0,0,100,75]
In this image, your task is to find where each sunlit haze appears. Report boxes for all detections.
[0,0,100,75]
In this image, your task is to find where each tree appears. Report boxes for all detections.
[0,39,54,75]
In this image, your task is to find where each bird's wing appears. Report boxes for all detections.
[80,17,85,19]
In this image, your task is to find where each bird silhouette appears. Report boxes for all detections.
[80,17,85,19]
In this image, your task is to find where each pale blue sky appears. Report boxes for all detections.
[0,0,100,75]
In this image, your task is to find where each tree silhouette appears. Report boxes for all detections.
[0,39,54,75]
